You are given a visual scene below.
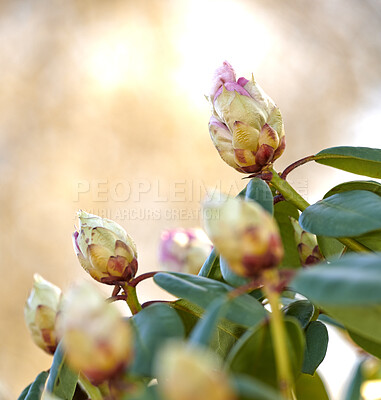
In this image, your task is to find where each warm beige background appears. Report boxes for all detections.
[1,1,381,398]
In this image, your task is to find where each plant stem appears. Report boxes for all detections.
[122,283,142,315]
[269,167,371,253]
[78,374,103,400]
[262,269,293,400]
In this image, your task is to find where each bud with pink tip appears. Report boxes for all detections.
[159,228,212,275]
[208,61,285,173]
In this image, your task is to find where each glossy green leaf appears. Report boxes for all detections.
[315,146,381,178]
[245,178,274,215]
[274,201,301,267]
[220,256,250,287]
[299,190,381,237]
[282,300,314,329]
[154,272,267,328]
[226,318,305,388]
[324,180,381,198]
[344,360,365,400]
[349,330,381,359]
[18,371,49,400]
[198,248,224,281]
[291,253,381,342]
[354,230,381,252]
[46,342,78,400]
[294,373,330,400]
[231,375,283,400]
[130,303,185,376]
[302,321,329,375]
[317,236,345,260]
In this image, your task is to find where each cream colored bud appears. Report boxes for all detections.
[57,282,133,384]
[155,341,236,400]
[73,211,138,284]
[203,194,283,277]
[24,274,62,354]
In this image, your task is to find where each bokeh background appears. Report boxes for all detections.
[1,0,381,398]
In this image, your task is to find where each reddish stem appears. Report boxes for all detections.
[129,271,160,287]
[106,295,127,303]
[280,155,315,180]
[141,300,171,309]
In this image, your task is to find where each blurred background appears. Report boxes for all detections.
[1,0,381,398]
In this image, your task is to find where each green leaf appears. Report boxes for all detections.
[46,342,78,400]
[245,178,274,214]
[226,318,305,388]
[220,256,250,287]
[231,375,283,400]
[354,230,381,252]
[299,190,381,237]
[291,253,381,342]
[172,299,245,359]
[198,248,224,281]
[349,330,381,359]
[154,272,267,328]
[317,236,345,260]
[274,201,301,267]
[18,371,49,400]
[344,360,365,400]
[294,373,330,400]
[282,300,315,329]
[302,321,329,375]
[130,303,185,377]
[315,146,381,178]
[324,180,381,198]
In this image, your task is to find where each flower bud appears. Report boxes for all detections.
[290,218,323,266]
[208,61,285,173]
[24,274,61,355]
[159,228,212,275]
[203,194,283,277]
[57,282,133,385]
[73,211,138,284]
[155,341,236,400]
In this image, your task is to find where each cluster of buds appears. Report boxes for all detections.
[208,61,285,173]
[57,282,133,385]
[290,218,323,266]
[155,341,236,400]
[158,228,213,275]
[72,211,138,284]
[203,194,283,277]
[24,274,62,355]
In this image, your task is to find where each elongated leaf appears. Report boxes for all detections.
[130,303,185,376]
[291,253,381,342]
[349,330,381,359]
[231,375,283,400]
[302,321,328,375]
[299,190,381,237]
[46,342,78,400]
[245,178,274,214]
[198,248,224,281]
[220,256,250,287]
[226,318,305,388]
[324,180,381,198]
[315,146,381,178]
[274,201,301,267]
[294,373,330,400]
[282,300,314,329]
[154,272,267,327]
[317,236,345,260]
[19,371,49,400]
[344,360,365,400]
[172,299,245,359]
[354,230,381,251]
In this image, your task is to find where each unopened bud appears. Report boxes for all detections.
[73,211,138,284]
[208,61,285,174]
[155,341,236,400]
[57,282,133,385]
[24,274,61,355]
[203,194,283,277]
[159,228,212,275]
[290,218,323,266]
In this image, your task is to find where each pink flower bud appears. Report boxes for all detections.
[208,62,285,173]
[159,228,212,275]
